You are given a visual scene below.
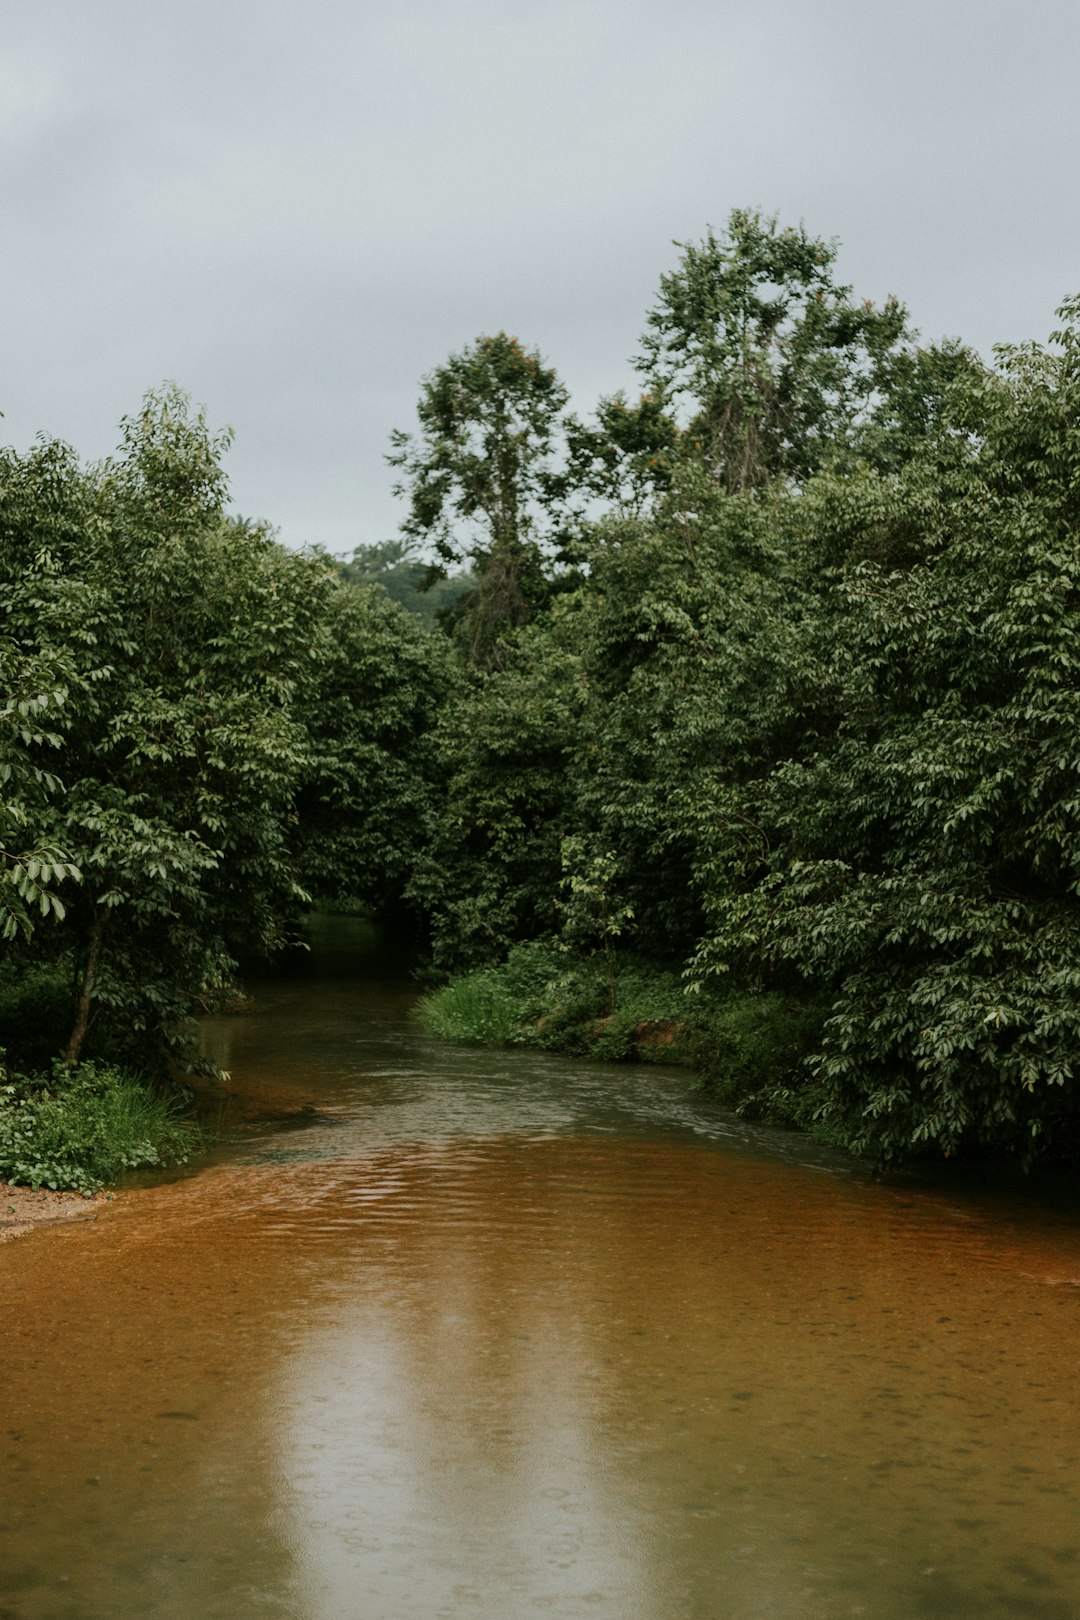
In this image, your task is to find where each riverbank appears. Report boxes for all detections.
[0,1057,205,1195]
[416,944,837,1140]
[0,1179,112,1243]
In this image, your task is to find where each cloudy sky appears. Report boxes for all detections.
[3,0,1079,554]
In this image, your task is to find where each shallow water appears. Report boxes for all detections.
[3,922,1080,1619]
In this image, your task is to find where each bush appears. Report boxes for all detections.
[0,958,74,1072]
[418,943,644,1054]
[419,946,811,1073]
[685,990,836,1134]
[0,1057,202,1193]
[416,967,523,1047]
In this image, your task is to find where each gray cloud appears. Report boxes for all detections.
[3,0,1079,552]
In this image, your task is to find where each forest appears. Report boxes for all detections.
[4,208,1080,1184]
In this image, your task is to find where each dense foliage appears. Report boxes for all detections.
[5,210,1080,1181]
[0,388,448,1099]
[403,220,1080,1169]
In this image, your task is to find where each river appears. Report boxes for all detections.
[2,917,1080,1619]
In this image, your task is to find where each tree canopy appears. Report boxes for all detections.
[0,388,449,1074]
[394,222,1080,1167]
[387,332,573,665]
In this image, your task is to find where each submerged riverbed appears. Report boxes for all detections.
[3,920,1080,1619]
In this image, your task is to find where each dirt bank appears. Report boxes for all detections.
[0,1181,111,1243]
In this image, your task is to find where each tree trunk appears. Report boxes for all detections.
[63,907,108,1066]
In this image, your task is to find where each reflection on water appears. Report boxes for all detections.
[3,920,1080,1618]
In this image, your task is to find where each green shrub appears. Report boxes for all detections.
[0,1056,202,1194]
[0,958,74,1072]
[418,942,609,1051]
[687,990,834,1128]
[418,945,730,1067]
[416,967,523,1046]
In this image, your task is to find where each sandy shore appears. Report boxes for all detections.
[0,1180,112,1243]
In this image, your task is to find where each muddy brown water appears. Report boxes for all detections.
[3,922,1080,1619]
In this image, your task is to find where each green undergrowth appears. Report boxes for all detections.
[0,958,75,1073]
[417,944,840,1142]
[0,1056,204,1194]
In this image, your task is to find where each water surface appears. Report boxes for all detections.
[3,923,1080,1618]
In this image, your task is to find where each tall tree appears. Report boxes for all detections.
[637,208,911,491]
[683,302,1080,1163]
[388,333,571,665]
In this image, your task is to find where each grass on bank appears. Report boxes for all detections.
[0,1057,203,1195]
[417,943,839,1142]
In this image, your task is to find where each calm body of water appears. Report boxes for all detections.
[3,919,1080,1619]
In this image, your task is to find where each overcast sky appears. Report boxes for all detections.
[3,0,1079,554]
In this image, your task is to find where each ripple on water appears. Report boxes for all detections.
[2,972,1079,1620]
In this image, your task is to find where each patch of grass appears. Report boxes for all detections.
[416,966,523,1046]
[0,1056,204,1194]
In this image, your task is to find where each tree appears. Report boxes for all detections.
[388,333,572,665]
[567,487,830,967]
[0,392,328,1068]
[337,537,473,629]
[291,575,453,916]
[685,303,1080,1163]
[0,435,111,952]
[637,208,911,491]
